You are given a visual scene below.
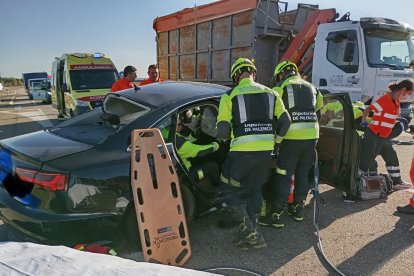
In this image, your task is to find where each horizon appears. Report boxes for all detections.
[1,0,413,79]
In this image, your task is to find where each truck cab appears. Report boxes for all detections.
[51,53,120,118]
[28,78,49,101]
[313,17,414,121]
[22,72,48,99]
[29,79,51,102]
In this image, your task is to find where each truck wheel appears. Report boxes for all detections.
[121,184,195,252]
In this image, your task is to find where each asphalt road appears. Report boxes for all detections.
[0,87,413,275]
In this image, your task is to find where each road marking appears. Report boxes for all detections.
[9,95,16,105]
[0,109,54,128]
[36,109,54,127]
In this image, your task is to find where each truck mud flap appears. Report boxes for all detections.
[130,128,191,266]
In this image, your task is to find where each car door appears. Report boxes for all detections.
[317,91,359,197]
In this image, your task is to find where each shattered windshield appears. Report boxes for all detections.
[365,29,414,69]
[49,95,151,144]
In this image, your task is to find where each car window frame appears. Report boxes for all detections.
[318,91,359,196]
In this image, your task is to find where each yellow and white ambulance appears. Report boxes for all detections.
[51,53,120,118]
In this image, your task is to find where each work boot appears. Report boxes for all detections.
[234,215,267,250]
[392,179,413,191]
[258,200,286,228]
[287,202,304,221]
[232,205,250,244]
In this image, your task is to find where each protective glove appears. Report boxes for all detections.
[397,117,409,130]
[272,143,281,159]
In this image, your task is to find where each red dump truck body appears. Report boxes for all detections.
[153,0,323,86]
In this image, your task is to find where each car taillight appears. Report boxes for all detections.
[16,167,68,191]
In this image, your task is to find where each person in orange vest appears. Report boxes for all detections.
[396,153,414,214]
[359,79,414,190]
[139,64,164,86]
[111,65,137,92]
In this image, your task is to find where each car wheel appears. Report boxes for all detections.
[121,203,142,251]
[180,184,195,221]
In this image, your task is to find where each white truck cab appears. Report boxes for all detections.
[313,17,414,120]
[30,79,50,102]
[28,78,49,101]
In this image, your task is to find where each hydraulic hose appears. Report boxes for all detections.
[205,149,348,276]
[312,149,346,276]
[204,267,263,275]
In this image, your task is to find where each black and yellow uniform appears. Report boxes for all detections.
[260,61,323,228]
[217,76,290,248]
[217,77,289,214]
[217,67,290,250]
[216,58,290,250]
[176,133,220,186]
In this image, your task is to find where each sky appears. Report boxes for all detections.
[0,0,413,79]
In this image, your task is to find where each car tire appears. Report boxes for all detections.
[121,203,142,252]
[121,184,195,252]
[180,184,195,222]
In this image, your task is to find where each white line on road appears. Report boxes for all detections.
[9,95,16,105]
[36,109,54,127]
[0,109,54,128]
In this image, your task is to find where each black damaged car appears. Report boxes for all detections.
[0,81,359,245]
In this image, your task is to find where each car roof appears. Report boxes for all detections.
[119,81,229,108]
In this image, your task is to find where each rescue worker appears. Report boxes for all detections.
[176,112,221,188]
[359,80,414,187]
[355,101,410,189]
[217,58,290,250]
[259,61,323,228]
[111,65,137,92]
[396,152,414,214]
[139,64,164,86]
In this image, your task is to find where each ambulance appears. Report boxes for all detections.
[51,53,120,118]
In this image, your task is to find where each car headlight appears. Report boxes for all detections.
[75,100,89,106]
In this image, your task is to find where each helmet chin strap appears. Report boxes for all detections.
[232,75,238,86]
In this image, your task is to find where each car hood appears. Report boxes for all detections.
[1,130,93,164]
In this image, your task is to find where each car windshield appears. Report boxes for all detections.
[49,95,151,145]
[365,29,414,68]
[69,69,119,90]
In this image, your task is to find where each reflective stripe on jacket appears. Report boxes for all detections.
[217,78,288,151]
[369,93,399,138]
[273,75,323,140]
